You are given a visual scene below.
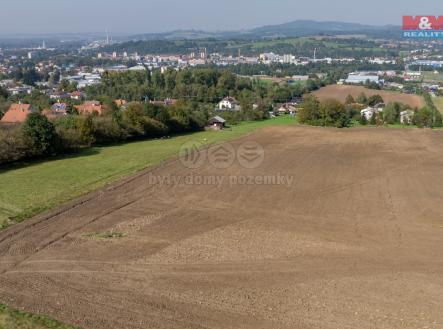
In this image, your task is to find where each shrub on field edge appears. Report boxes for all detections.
[22,113,57,156]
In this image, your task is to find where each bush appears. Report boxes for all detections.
[76,116,96,146]
[359,114,368,125]
[123,102,145,126]
[0,126,28,165]
[299,96,350,128]
[55,126,84,151]
[413,107,442,128]
[142,118,169,137]
[93,116,129,144]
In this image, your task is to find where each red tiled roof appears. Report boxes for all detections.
[75,101,104,115]
[1,104,35,123]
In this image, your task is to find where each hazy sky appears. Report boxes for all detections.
[0,0,441,35]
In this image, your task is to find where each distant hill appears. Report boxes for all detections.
[248,20,399,38]
[0,20,401,46]
[129,20,401,41]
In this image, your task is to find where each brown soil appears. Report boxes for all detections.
[313,85,425,108]
[1,126,443,329]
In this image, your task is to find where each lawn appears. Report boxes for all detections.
[433,96,443,114]
[0,304,79,329]
[0,116,296,229]
[423,71,443,82]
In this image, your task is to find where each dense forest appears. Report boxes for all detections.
[85,68,325,104]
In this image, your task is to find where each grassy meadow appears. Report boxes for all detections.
[433,96,443,114]
[0,304,79,329]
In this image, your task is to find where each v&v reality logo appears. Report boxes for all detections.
[402,16,443,38]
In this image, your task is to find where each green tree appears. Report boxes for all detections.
[413,106,442,128]
[217,71,236,96]
[356,92,367,104]
[367,95,384,107]
[345,94,355,105]
[383,102,401,124]
[22,113,57,155]
[22,68,40,86]
[123,102,145,126]
[76,115,96,146]
[0,85,8,99]
[298,95,320,125]
[0,87,9,119]
[319,99,350,128]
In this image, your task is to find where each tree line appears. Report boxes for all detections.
[0,101,207,165]
[299,92,442,128]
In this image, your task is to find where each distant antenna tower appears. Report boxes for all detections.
[313,48,317,62]
[106,28,110,45]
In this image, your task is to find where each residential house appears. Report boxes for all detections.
[207,116,226,130]
[70,91,85,100]
[48,91,69,100]
[400,110,414,124]
[218,97,241,111]
[1,103,36,124]
[277,103,297,115]
[75,101,105,115]
[7,85,34,95]
[288,96,303,106]
[42,103,68,119]
[361,105,384,121]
